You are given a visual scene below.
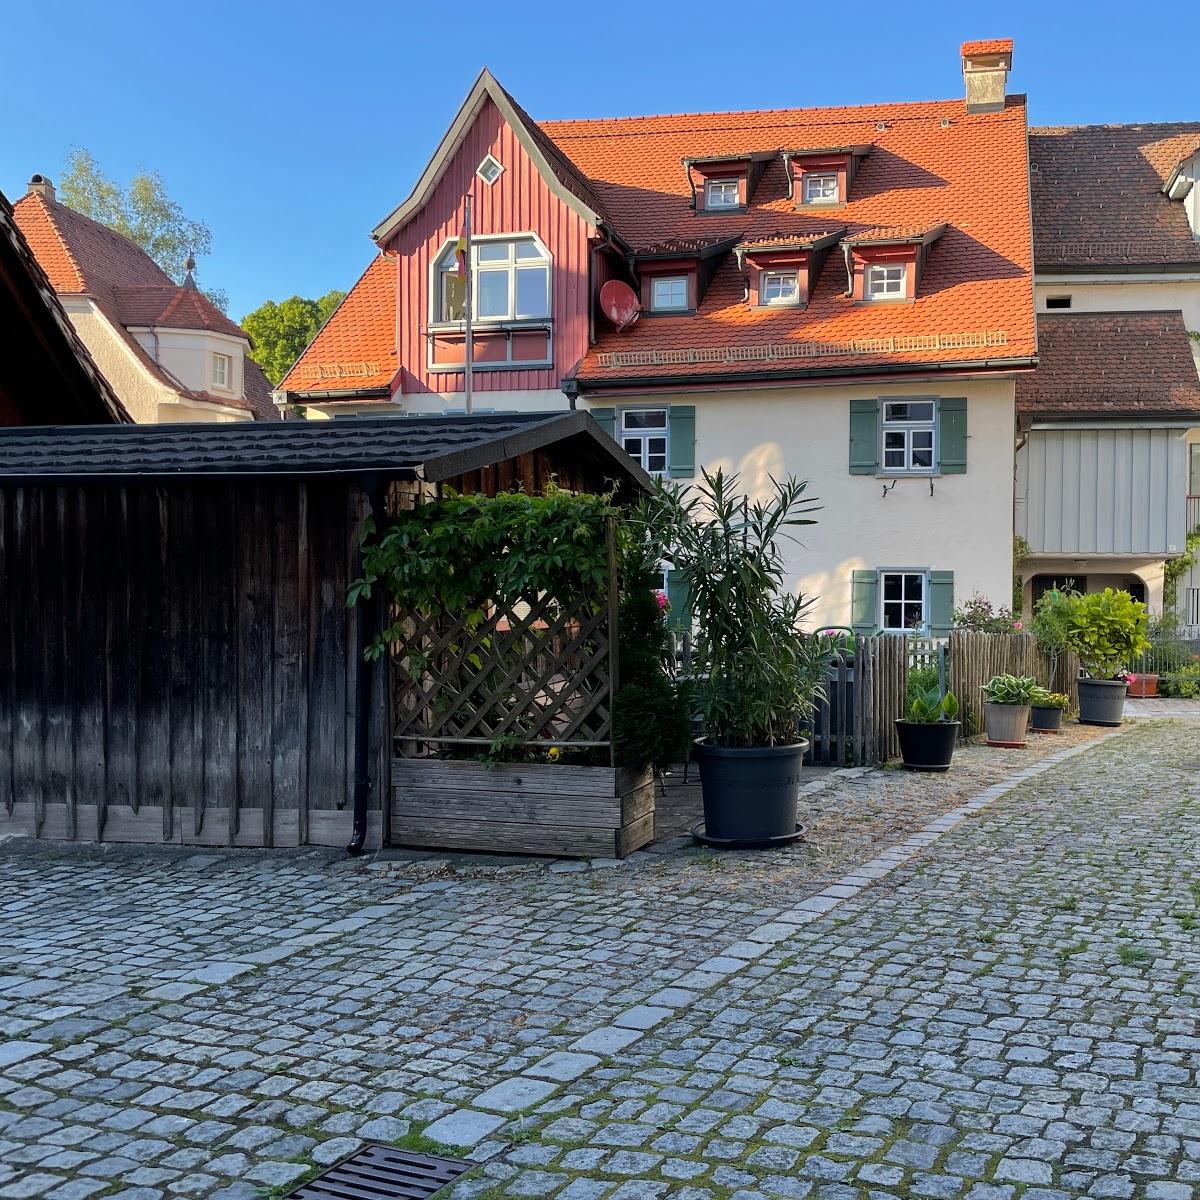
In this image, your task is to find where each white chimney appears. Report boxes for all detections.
[961,39,1013,114]
[28,174,56,202]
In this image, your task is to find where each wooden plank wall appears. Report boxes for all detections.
[0,478,384,848]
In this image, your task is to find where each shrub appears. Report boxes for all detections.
[982,674,1040,705]
[906,687,961,724]
[1138,613,1196,673]
[1063,588,1150,679]
[1031,586,1076,687]
[953,593,1020,633]
[1031,688,1070,710]
[1160,664,1200,699]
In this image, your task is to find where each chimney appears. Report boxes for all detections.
[961,39,1013,114]
[27,173,56,202]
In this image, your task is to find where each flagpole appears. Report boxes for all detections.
[463,195,473,415]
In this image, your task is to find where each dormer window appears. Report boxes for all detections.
[705,179,741,210]
[803,173,839,205]
[212,352,232,390]
[734,230,843,310]
[651,276,689,312]
[866,264,907,301]
[761,271,800,306]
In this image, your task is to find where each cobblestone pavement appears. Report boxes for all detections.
[1,719,1198,1199]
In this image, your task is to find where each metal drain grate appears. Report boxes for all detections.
[286,1143,471,1199]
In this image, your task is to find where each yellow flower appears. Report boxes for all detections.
[546,747,561,762]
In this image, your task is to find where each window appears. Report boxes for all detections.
[761,271,800,306]
[434,236,550,324]
[881,571,927,631]
[705,178,740,209]
[1045,295,1072,309]
[803,172,839,204]
[881,400,935,473]
[650,276,689,312]
[865,263,906,300]
[1187,587,1200,628]
[212,352,231,389]
[1190,444,1200,495]
[620,409,669,475]
[476,154,504,184]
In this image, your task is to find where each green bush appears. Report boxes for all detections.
[907,665,940,705]
[982,674,1040,705]
[1063,588,1150,679]
[1031,586,1076,686]
[1031,688,1070,710]
[1160,664,1200,699]
[906,686,960,724]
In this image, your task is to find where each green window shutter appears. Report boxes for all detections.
[938,398,967,474]
[849,398,880,475]
[668,405,696,478]
[589,407,616,439]
[666,569,691,630]
[928,570,955,636]
[851,569,879,634]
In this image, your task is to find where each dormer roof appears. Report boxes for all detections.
[842,224,948,247]
[636,235,741,260]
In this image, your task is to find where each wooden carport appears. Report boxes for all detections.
[0,412,648,849]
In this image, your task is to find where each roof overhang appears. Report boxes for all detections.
[372,69,605,244]
[633,235,741,263]
[842,223,948,249]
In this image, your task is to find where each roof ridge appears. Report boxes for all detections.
[18,192,87,292]
[1031,121,1200,133]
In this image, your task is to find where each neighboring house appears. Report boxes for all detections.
[0,188,125,424]
[280,40,1037,633]
[13,175,275,423]
[1023,123,1200,617]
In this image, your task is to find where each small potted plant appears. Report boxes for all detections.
[895,686,960,771]
[981,673,1039,747]
[1062,588,1149,726]
[1030,688,1069,733]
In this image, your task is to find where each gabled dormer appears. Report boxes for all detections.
[683,153,776,213]
[783,145,873,209]
[634,236,740,314]
[1163,148,1200,240]
[734,230,844,309]
[842,224,947,303]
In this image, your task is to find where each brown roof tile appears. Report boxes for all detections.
[1016,311,1200,418]
[110,284,246,340]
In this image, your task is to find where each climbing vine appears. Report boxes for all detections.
[1163,524,1200,612]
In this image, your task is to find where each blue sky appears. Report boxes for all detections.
[3,0,1192,320]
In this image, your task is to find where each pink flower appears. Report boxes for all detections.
[653,589,669,611]
[1013,620,1023,631]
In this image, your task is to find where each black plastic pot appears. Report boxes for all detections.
[894,720,959,771]
[1077,677,1127,726]
[693,740,807,846]
[1030,705,1064,733]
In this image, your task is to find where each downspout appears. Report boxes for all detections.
[347,475,388,856]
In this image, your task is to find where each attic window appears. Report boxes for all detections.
[705,179,740,210]
[651,276,689,312]
[803,173,839,205]
[1045,295,1072,309]
[866,264,906,300]
[761,271,800,306]
[477,155,504,185]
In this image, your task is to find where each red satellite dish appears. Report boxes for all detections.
[599,280,641,332]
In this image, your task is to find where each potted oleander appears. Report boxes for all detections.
[981,674,1039,747]
[895,686,961,771]
[1030,688,1069,733]
[658,469,834,846]
[1063,588,1149,726]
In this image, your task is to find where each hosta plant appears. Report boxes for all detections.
[982,674,1040,705]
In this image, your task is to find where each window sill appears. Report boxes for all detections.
[793,201,846,212]
[428,360,553,374]
[753,301,807,311]
[428,318,552,333]
[874,470,943,479]
[854,297,916,306]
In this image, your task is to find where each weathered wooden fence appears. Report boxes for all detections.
[948,631,1079,738]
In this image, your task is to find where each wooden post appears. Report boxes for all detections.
[606,517,620,768]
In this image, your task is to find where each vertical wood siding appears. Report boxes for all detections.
[391,98,594,396]
[1017,427,1187,555]
[0,480,384,848]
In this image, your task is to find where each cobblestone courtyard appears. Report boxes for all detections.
[2,718,1199,1199]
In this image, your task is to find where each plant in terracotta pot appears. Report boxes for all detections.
[895,686,961,771]
[981,673,1039,747]
[1030,688,1069,733]
[658,468,834,847]
[1063,588,1149,726]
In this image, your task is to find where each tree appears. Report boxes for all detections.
[58,148,228,311]
[240,291,346,385]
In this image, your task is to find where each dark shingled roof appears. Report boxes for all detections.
[0,412,653,490]
[1016,311,1200,420]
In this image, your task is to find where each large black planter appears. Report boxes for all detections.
[1078,677,1128,726]
[894,720,959,771]
[693,740,807,846]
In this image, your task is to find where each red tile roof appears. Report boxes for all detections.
[242,359,278,420]
[1016,311,1200,419]
[842,223,947,245]
[110,284,245,340]
[541,95,1035,383]
[961,39,1013,57]
[1031,123,1200,270]
[278,254,398,395]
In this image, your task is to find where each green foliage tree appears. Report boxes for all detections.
[1063,588,1150,678]
[58,148,227,311]
[1031,586,1076,687]
[240,291,346,385]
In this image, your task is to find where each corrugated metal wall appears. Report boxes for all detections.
[1017,427,1187,555]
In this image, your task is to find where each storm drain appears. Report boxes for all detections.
[285,1143,472,1199]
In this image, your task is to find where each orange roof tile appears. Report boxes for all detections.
[961,39,1013,57]
[278,254,398,395]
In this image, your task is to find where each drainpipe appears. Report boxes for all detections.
[347,476,387,856]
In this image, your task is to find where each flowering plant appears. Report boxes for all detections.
[653,589,669,612]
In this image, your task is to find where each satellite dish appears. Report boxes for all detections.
[599,280,641,332]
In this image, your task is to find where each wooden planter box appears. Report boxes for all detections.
[390,759,654,859]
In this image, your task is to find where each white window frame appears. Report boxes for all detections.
[865,263,907,301]
[619,408,670,478]
[650,275,689,312]
[476,154,504,185]
[430,233,552,327]
[211,352,232,390]
[880,399,937,475]
[879,569,929,633]
[760,270,800,307]
[704,178,741,210]
[1187,586,1200,628]
[803,172,839,204]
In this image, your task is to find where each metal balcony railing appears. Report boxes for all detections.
[1188,494,1200,532]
